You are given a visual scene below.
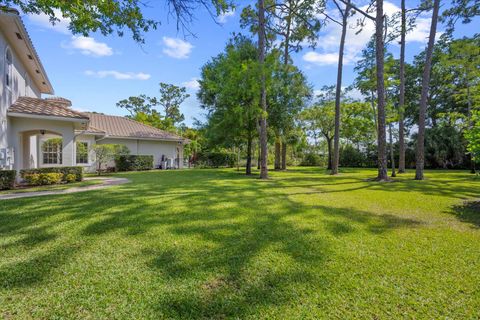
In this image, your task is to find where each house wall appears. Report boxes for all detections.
[0,28,41,166]
[93,138,183,170]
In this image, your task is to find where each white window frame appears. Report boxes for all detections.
[40,137,63,166]
[75,140,90,166]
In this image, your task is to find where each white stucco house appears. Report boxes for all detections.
[0,8,187,174]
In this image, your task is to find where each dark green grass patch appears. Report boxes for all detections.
[0,168,479,319]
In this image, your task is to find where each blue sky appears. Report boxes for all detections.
[22,1,478,126]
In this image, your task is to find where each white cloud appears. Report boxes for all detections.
[303,51,357,66]
[64,36,113,57]
[84,70,151,80]
[182,78,200,90]
[28,9,71,34]
[162,37,193,59]
[218,9,235,24]
[303,1,436,67]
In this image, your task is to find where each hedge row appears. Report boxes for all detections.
[20,166,83,183]
[115,155,154,171]
[196,151,236,168]
[0,170,16,190]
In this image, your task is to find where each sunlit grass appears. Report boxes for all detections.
[0,167,479,319]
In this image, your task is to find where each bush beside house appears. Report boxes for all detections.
[20,166,83,186]
[0,170,16,190]
[115,155,154,171]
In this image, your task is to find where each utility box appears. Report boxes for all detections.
[0,148,14,168]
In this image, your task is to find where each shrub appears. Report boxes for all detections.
[93,144,131,174]
[65,174,77,183]
[0,170,16,190]
[115,155,154,171]
[340,145,367,167]
[23,173,40,186]
[23,172,62,185]
[20,166,83,184]
[39,173,63,185]
[300,153,324,166]
[196,151,236,168]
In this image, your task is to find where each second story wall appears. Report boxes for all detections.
[0,28,41,149]
[0,28,42,123]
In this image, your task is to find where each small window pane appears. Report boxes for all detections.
[41,138,62,165]
[76,142,89,164]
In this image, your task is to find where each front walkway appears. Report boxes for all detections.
[0,177,130,200]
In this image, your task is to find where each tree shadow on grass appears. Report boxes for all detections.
[0,168,426,317]
[0,244,78,289]
[450,201,480,229]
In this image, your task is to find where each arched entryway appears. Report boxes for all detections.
[20,129,63,169]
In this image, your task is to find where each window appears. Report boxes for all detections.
[76,141,89,164]
[42,138,62,165]
[5,48,12,89]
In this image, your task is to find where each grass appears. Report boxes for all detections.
[0,167,479,319]
[0,179,103,195]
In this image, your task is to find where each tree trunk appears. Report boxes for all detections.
[389,122,396,177]
[375,0,388,181]
[398,0,406,173]
[258,0,268,179]
[256,141,260,170]
[466,84,476,174]
[274,135,281,170]
[275,0,292,170]
[326,136,333,170]
[332,0,350,175]
[415,0,440,180]
[246,134,252,175]
[281,140,287,170]
[370,91,377,132]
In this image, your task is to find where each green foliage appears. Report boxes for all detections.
[240,0,324,50]
[299,153,325,167]
[20,167,84,183]
[198,34,260,151]
[93,144,130,174]
[182,127,203,160]
[0,0,157,43]
[465,110,480,163]
[116,82,189,132]
[0,170,16,190]
[158,82,189,126]
[197,151,236,167]
[115,155,154,171]
[23,173,63,186]
[65,174,77,183]
[339,145,367,168]
[411,126,467,169]
[0,1,234,43]
[268,50,312,136]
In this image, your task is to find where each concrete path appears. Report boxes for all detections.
[0,177,130,200]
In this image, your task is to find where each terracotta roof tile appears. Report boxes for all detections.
[8,96,89,119]
[85,113,184,141]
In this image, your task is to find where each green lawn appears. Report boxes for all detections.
[1,168,479,319]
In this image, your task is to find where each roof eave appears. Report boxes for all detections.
[103,135,186,143]
[0,10,54,94]
[15,16,54,94]
[8,111,88,123]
